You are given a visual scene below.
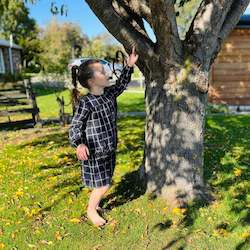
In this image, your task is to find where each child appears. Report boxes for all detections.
[68,46,139,227]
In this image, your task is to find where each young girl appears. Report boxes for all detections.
[69,46,139,227]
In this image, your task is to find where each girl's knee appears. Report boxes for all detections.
[102,184,110,190]
[94,184,110,192]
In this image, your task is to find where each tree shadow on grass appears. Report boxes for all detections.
[17,129,70,149]
[33,85,66,97]
[34,154,84,214]
[0,121,35,132]
[101,167,147,210]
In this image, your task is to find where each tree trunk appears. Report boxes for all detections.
[143,66,210,207]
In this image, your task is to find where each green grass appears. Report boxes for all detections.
[35,86,145,117]
[0,86,145,123]
[0,113,249,249]
[35,87,73,120]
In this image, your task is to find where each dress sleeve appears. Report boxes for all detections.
[68,98,90,148]
[105,65,134,97]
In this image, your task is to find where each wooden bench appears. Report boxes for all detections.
[0,78,40,129]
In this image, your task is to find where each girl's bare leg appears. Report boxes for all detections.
[87,184,110,226]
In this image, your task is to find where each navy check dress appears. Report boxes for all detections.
[69,65,134,188]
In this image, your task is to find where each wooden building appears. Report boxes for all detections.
[0,39,22,75]
[209,14,250,106]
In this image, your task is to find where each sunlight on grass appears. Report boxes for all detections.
[0,86,145,123]
[35,87,145,119]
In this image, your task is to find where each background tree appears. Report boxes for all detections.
[0,0,41,72]
[39,19,88,73]
[82,32,124,61]
[84,0,249,207]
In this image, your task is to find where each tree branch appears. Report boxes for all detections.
[185,0,235,68]
[112,0,150,39]
[148,0,183,63]
[121,0,153,26]
[85,0,155,67]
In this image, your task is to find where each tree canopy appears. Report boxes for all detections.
[38,19,88,73]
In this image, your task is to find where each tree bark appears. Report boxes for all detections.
[142,64,210,207]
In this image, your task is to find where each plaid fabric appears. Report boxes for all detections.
[81,151,116,188]
[68,65,134,188]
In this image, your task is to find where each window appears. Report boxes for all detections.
[0,48,5,73]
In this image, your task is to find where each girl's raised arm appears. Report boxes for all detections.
[105,46,138,97]
[69,98,90,148]
[105,64,134,98]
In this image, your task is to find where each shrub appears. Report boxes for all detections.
[206,103,229,114]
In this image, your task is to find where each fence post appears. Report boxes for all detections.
[24,78,40,125]
[56,96,66,126]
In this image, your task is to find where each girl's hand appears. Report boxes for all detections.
[76,144,89,160]
[126,46,139,67]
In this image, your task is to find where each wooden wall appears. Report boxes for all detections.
[1,47,22,74]
[209,28,250,105]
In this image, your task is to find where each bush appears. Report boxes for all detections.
[206,103,229,114]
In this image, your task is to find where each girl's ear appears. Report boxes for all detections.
[87,72,95,86]
[88,78,94,87]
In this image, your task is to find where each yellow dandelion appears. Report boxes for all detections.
[172,207,186,215]
[208,217,213,221]
[134,208,142,214]
[22,206,30,215]
[241,231,250,239]
[48,176,57,181]
[68,197,73,204]
[233,168,243,177]
[0,243,5,249]
[55,231,62,241]
[162,207,168,213]
[69,218,81,223]
[212,228,229,237]
[28,208,40,218]
[172,207,181,214]
[15,190,24,198]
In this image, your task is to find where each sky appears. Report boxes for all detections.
[27,1,250,43]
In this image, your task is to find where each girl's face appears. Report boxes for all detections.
[88,62,109,87]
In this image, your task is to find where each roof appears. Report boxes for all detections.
[0,39,22,50]
[237,14,250,28]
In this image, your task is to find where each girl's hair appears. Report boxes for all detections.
[71,59,100,108]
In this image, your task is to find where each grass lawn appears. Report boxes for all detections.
[0,85,145,123]
[0,111,249,249]
[34,86,145,120]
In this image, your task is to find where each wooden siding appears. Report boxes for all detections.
[209,28,250,105]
